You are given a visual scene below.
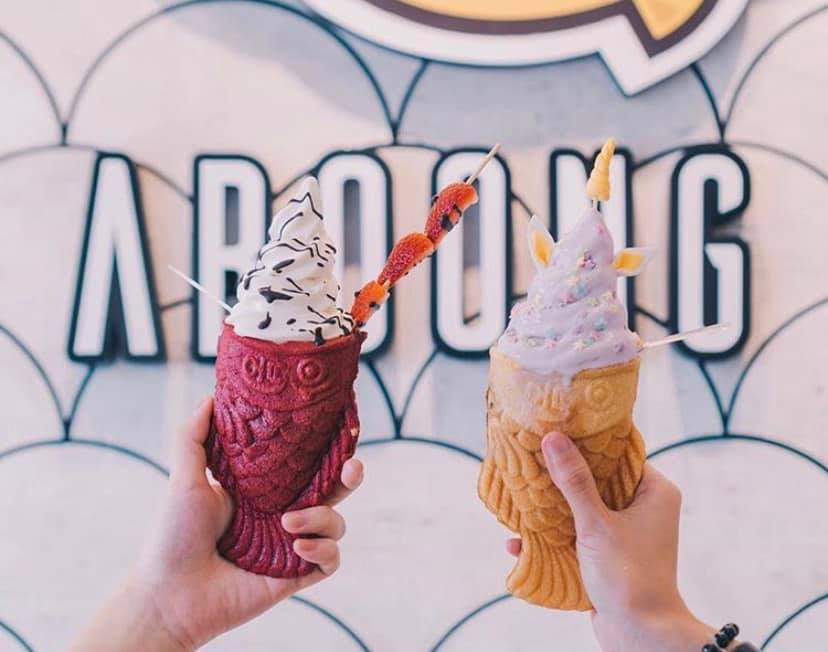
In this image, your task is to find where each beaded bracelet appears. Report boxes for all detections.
[700,622,760,651]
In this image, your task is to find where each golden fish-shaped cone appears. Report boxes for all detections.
[478,347,646,611]
[586,138,616,203]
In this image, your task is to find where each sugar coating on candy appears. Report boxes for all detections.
[377,233,434,286]
[350,280,389,326]
[424,182,477,245]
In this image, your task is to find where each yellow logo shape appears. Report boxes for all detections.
[390,0,705,40]
[305,0,748,93]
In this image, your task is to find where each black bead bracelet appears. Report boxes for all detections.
[701,622,751,651]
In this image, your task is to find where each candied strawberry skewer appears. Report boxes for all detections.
[350,145,500,327]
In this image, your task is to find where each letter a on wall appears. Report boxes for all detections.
[68,154,164,362]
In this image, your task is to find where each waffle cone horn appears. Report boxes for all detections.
[478,347,645,610]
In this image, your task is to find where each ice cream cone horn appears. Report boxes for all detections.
[586,138,616,205]
[642,323,730,349]
[168,264,232,313]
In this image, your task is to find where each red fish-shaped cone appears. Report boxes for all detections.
[206,324,365,578]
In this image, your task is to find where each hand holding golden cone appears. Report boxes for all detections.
[478,137,646,611]
[479,351,645,611]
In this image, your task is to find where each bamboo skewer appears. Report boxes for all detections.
[642,323,730,349]
[466,143,501,185]
[168,264,232,313]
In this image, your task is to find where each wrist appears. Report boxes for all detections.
[635,604,715,652]
[71,577,194,652]
[131,579,197,652]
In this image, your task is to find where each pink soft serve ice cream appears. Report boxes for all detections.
[497,207,642,379]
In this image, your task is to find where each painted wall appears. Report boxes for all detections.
[1,1,827,649]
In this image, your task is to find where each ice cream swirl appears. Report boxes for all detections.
[497,208,640,379]
[226,177,354,344]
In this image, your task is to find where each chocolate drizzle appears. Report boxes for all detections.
[259,287,293,303]
[226,177,355,343]
[274,240,330,261]
[306,305,354,335]
[285,190,324,220]
[241,264,264,290]
[284,278,310,296]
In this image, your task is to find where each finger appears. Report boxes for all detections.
[325,458,365,506]
[629,464,681,510]
[542,432,608,533]
[171,396,214,489]
[282,506,346,540]
[211,483,234,538]
[505,538,522,557]
[293,538,340,576]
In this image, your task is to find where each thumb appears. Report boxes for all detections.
[171,396,213,490]
[542,432,608,533]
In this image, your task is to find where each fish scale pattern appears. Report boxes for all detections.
[480,355,645,611]
[207,324,363,577]
[1,1,828,650]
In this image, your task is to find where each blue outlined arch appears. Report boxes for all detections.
[0,32,62,138]
[429,593,511,651]
[0,619,34,652]
[731,141,828,186]
[290,595,372,652]
[762,591,828,649]
[689,62,724,141]
[359,432,483,463]
[0,142,190,201]
[63,0,394,140]
[723,4,828,135]
[648,433,828,475]
[0,324,64,437]
[0,438,169,477]
[726,295,828,432]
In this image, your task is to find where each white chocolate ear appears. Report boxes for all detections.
[613,247,654,277]
[527,215,555,270]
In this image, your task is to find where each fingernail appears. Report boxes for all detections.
[543,432,571,458]
[294,538,315,553]
[282,513,305,530]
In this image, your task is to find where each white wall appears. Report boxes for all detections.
[1,1,827,650]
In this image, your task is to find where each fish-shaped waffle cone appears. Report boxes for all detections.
[479,347,645,610]
[207,324,365,578]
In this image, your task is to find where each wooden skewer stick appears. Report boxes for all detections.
[643,323,730,349]
[465,143,501,185]
[167,264,232,313]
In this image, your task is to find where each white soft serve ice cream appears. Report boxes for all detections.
[497,208,640,379]
[226,177,354,344]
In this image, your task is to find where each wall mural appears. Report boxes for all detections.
[1,1,827,650]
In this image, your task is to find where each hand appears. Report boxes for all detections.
[71,397,364,651]
[506,432,715,652]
